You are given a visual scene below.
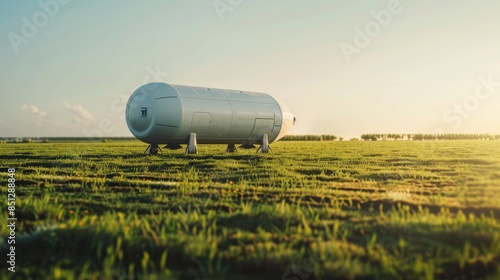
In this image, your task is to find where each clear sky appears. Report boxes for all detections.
[1,0,499,139]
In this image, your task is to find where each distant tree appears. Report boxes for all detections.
[361,134,371,141]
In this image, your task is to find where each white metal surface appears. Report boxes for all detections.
[126,83,294,147]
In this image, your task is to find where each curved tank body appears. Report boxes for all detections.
[126,83,294,146]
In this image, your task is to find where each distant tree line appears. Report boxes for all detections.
[281,135,340,141]
[360,133,500,141]
[2,134,499,143]
[0,137,137,143]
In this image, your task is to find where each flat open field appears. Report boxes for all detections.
[1,140,499,279]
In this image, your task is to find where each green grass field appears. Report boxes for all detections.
[1,140,499,280]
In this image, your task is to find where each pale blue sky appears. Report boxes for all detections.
[1,0,499,138]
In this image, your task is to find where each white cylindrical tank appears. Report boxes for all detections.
[126,83,294,146]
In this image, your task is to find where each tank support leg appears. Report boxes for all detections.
[145,144,161,155]
[185,133,198,154]
[226,144,238,153]
[256,133,272,154]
